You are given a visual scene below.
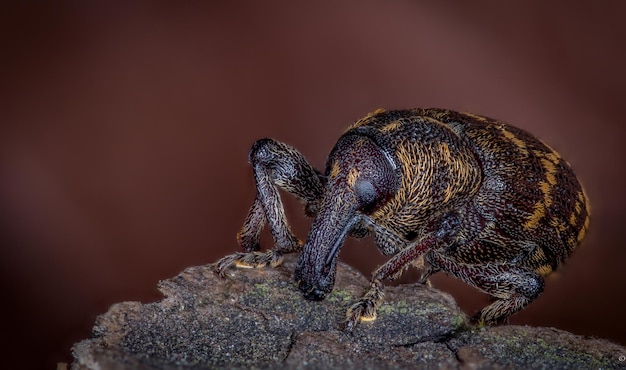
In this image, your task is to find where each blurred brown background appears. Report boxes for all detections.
[2,1,625,368]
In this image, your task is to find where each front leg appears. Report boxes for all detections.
[214,138,324,275]
[345,234,439,331]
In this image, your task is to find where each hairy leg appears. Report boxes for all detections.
[425,250,544,324]
[215,138,324,275]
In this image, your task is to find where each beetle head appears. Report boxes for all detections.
[294,134,399,300]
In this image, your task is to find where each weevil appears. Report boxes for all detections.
[214,108,589,329]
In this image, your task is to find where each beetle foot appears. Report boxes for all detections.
[416,271,434,287]
[470,308,509,326]
[344,299,377,332]
[470,313,487,327]
[344,280,385,331]
[213,250,284,276]
[416,263,439,287]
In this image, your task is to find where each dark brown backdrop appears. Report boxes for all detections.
[2,2,625,368]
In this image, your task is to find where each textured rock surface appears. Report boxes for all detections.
[71,256,626,369]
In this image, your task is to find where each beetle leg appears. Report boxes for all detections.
[348,219,372,239]
[372,224,407,256]
[236,196,265,252]
[416,263,439,287]
[358,217,407,255]
[425,250,545,324]
[345,235,437,331]
[214,249,285,273]
[214,139,324,275]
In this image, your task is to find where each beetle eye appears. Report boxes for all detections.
[354,179,379,213]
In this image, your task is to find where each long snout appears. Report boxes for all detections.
[294,191,360,301]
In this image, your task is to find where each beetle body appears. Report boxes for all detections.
[215,108,589,328]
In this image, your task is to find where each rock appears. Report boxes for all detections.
[71,255,626,369]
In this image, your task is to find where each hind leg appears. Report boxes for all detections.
[425,250,544,324]
[215,138,324,274]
